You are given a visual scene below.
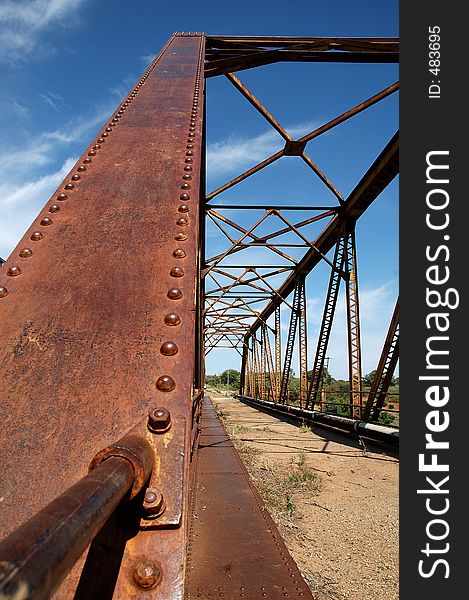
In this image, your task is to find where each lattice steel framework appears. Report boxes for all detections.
[0,33,399,600]
[204,36,399,419]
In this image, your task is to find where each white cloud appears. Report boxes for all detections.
[1,104,114,174]
[140,54,155,65]
[10,100,31,119]
[206,120,320,180]
[39,91,65,112]
[0,0,89,64]
[0,157,76,258]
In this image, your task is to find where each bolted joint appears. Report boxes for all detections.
[89,433,154,500]
[148,407,172,433]
[133,560,162,589]
[142,487,166,519]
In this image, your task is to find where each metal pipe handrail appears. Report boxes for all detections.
[0,432,154,600]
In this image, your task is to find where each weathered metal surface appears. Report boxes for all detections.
[139,413,186,529]
[185,397,313,599]
[0,32,205,598]
[0,457,135,600]
[205,37,399,78]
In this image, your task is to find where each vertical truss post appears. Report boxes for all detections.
[245,340,253,396]
[253,335,262,399]
[307,234,347,409]
[260,330,266,400]
[261,323,275,401]
[298,277,308,409]
[345,226,363,419]
[275,304,281,403]
[364,298,399,421]
[240,339,248,395]
[279,280,301,404]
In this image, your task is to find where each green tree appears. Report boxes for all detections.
[220,369,240,388]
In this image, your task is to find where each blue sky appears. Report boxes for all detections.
[0,0,398,379]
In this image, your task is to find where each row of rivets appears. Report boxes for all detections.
[156,66,200,392]
[0,57,164,298]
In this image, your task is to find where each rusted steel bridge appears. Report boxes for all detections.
[0,33,398,599]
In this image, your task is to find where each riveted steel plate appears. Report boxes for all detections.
[0,32,205,599]
[185,398,313,599]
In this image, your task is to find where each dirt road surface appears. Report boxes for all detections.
[210,393,399,600]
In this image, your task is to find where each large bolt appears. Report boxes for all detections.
[142,487,165,518]
[133,560,162,589]
[148,407,171,433]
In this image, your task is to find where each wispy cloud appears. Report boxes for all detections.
[38,90,65,112]
[206,120,320,180]
[0,157,77,258]
[0,0,89,65]
[1,103,114,174]
[140,54,155,65]
[10,100,31,119]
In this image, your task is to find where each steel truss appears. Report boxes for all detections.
[204,37,399,421]
[0,33,399,599]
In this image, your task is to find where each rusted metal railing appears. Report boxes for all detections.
[0,432,154,600]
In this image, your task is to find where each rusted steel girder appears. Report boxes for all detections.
[364,297,400,421]
[205,36,399,77]
[246,132,399,339]
[0,32,205,599]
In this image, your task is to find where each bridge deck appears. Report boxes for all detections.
[185,397,312,599]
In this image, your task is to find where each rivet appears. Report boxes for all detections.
[182,174,192,180]
[102,132,109,138]
[185,157,193,163]
[71,174,80,181]
[110,122,116,126]
[167,288,183,300]
[186,150,194,156]
[64,183,74,190]
[30,232,43,241]
[173,249,186,259]
[97,137,105,143]
[188,128,195,133]
[0,287,8,298]
[160,341,178,356]
[155,375,176,391]
[145,489,158,503]
[7,266,21,277]
[180,193,190,201]
[176,218,188,226]
[77,165,86,172]
[88,150,96,156]
[105,127,112,132]
[183,166,193,172]
[164,313,181,326]
[186,144,194,149]
[178,205,189,213]
[49,205,60,213]
[93,144,101,150]
[174,233,187,241]
[83,157,92,163]
[113,117,119,122]
[19,248,33,258]
[57,193,68,201]
[40,217,53,226]
[132,560,162,589]
[181,183,191,190]
[170,267,184,277]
